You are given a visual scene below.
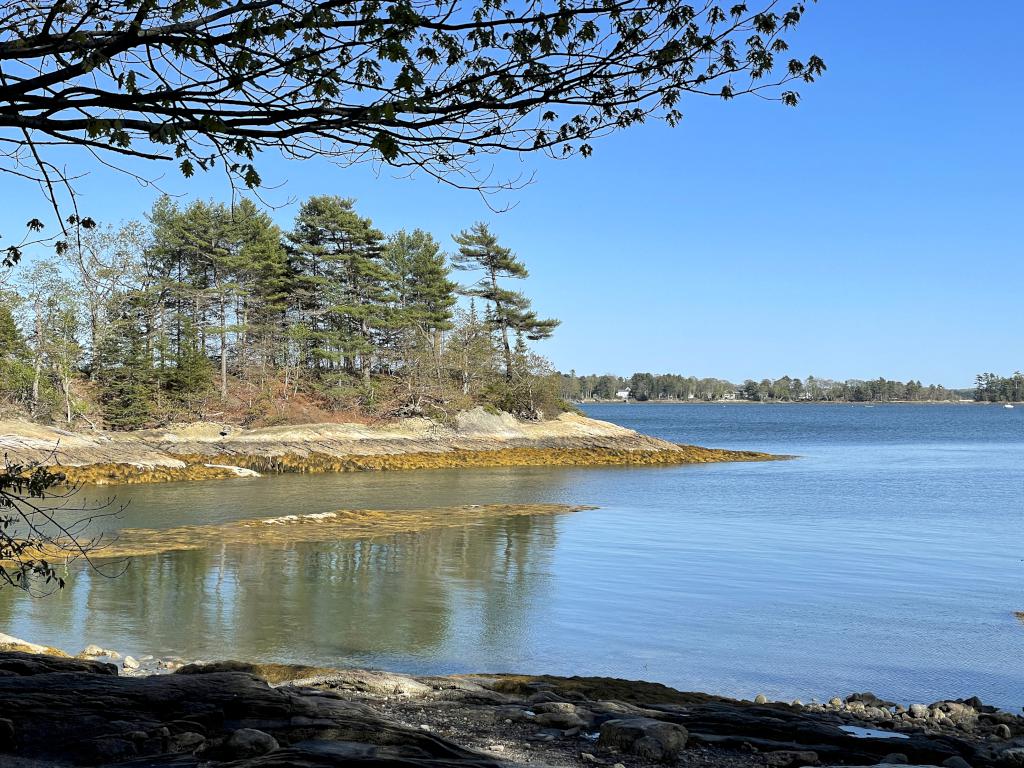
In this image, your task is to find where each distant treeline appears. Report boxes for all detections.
[559,372,973,402]
[973,372,1024,403]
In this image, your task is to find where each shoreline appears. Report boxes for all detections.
[0,637,1020,767]
[0,408,786,485]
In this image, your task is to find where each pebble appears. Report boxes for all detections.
[909,704,929,719]
[755,694,768,704]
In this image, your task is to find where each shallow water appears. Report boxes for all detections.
[2,403,1022,707]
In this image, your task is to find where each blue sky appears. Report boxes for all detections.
[5,1,1023,387]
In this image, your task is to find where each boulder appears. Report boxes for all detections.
[997,748,1024,768]
[535,711,586,729]
[0,633,69,658]
[598,717,688,762]
[223,728,279,758]
[77,644,121,660]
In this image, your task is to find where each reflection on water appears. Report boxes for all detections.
[2,512,559,668]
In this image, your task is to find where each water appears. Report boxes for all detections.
[2,403,1022,708]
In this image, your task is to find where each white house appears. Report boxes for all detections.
[615,388,630,401]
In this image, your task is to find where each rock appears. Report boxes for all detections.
[942,756,971,768]
[223,728,279,758]
[598,718,688,763]
[994,724,1012,739]
[167,731,205,753]
[998,748,1024,768]
[533,701,592,729]
[0,633,69,658]
[880,753,909,764]
[581,752,599,763]
[76,644,121,660]
[765,749,819,767]
[0,651,116,677]
[80,735,137,762]
[792,700,804,708]
[0,652,507,768]
[848,692,898,708]
[122,655,140,670]
[829,697,843,709]
[534,701,578,714]
[528,690,567,704]
[535,711,585,729]
[755,694,769,704]
[910,704,930,719]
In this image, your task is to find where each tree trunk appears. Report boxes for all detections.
[31,300,43,416]
[488,269,513,382]
[63,374,72,425]
[220,292,228,400]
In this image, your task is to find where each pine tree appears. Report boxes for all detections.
[451,223,558,381]
[0,296,33,408]
[94,296,155,430]
[287,196,391,381]
[232,199,290,376]
[384,229,457,380]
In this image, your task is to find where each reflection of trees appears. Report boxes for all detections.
[0,512,560,664]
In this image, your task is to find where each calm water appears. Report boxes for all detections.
[2,404,1022,707]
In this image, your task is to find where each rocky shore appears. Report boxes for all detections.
[0,635,1021,768]
[0,408,782,484]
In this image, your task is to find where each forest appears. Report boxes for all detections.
[973,373,1024,403]
[563,372,971,403]
[0,196,562,430]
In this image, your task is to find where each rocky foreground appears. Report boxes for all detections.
[0,408,781,484]
[0,643,1020,768]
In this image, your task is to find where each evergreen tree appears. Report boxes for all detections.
[384,229,457,382]
[385,229,457,338]
[451,223,558,381]
[287,196,390,381]
[232,199,290,376]
[0,295,33,408]
[94,296,155,430]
